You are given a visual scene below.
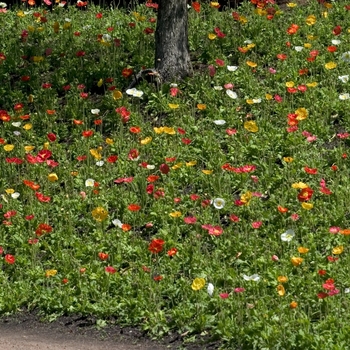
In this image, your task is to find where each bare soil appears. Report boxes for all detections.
[0,311,221,350]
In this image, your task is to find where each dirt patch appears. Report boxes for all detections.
[0,311,222,350]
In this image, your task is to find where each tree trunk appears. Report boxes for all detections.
[154,0,192,83]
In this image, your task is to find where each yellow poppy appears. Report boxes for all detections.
[140,137,152,145]
[325,62,337,70]
[246,61,257,68]
[283,157,294,163]
[285,81,295,88]
[5,189,15,194]
[291,257,303,266]
[306,15,316,25]
[105,138,114,145]
[97,79,103,87]
[172,163,183,170]
[286,2,297,7]
[277,284,285,296]
[298,247,309,254]
[24,145,35,152]
[304,43,312,48]
[306,82,318,87]
[191,277,206,291]
[169,211,182,218]
[241,191,252,205]
[168,104,179,109]
[23,123,32,130]
[112,90,123,100]
[301,202,313,210]
[71,171,78,176]
[265,94,273,100]
[197,104,206,110]
[4,144,14,151]
[48,173,58,182]
[186,161,197,167]
[90,148,102,160]
[45,269,58,277]
[91,207,108,222]
[244,121,258,133]
[277,276,288,283]
[292,182,308,189]
[295,108,308,120]
[163,127,176,135]
[202,170,213,175]
[208,33,216,40]
[332,245,344,255]
[154,127,164,134]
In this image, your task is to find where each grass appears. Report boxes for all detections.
[1,0,350,348]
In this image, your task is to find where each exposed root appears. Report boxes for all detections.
[126,69,162,90]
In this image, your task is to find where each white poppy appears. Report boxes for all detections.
[213,86,223,91]
[133,90,144,98]
[85,178,95,187]
[252,98,261,104]
[65,18,71,22]
[338,75,349,83]
[91,109,100,115]
[339,93,350,100]
[0,2,8,7]
[281,229,295,242]
[126,88,144,98]
[243,274,260,282]
[112,219,123,228]
[345,288,350,294]
[213,120,226,125]
[170,83,178,87]
[341,51,350,63]
[294,46,303,52]
[244,39,252,44]
[12,122,21,127]
[331,39,341,45]
[11,192,20,199]
[102,34,111,42]
[213,198,225,209]
[227,65,238,71]
[13,131,21,136]
[226,89,237,99]
[207,283,214,296]
[96,161,104,166]
[146,164,155,170]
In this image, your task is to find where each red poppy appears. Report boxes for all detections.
[5,254,15,264]
[181,138,192,145]
[148,239,165,254]
[94,119,102,125]
[304,166,317,174]
[327,46,337,52]
[184,216,197,224]
[129,126,141,134]
[310,50,319,57]
[21,75,31,82]
[299,68,309,75]
[47,133,56,142]
[144,28,154,35]
[14,103,24,111]
[82,130,94,138]
[153,275,163,281]
[142,265,151,272]
[159,163,170,174]
[317,292,329,299]
[35,223,52,236]
[122,68,133,78]
[4,211,17,219]
[297,187,313,202]
[128,204,141,212]
[165,157,176,162]
[105,266,117,274]
[320,187,332,195]
[177,128,186,135]
[114,176,133,184]
[122,223,132,231]
[42,83,52,89]
[147,175,159,183]
[128,148,139,160]
[98,252,109,260]
[35,192,51,203]
[277,205,288,213]
[23,180,40,191]
[318,269,327,275]
[80,92,89,99]
[25,215,35,220]
[167,248,178,257]
[287,24,299,35]
[208,226,223,236]
[332,25,342,35]
[6,158,24,164]
[276,53,287,60]
[146,184,154,194]
[96,12,102,18]
[107,155,118,163]
[192,1,200,12]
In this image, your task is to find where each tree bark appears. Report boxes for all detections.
[154,0,192,83]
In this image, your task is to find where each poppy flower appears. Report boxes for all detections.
[297,187,313,202]
[287,24,299,35]
[192,1,200,12]
[167,248,178,257]
[82,130,94,138]
[191,277,205,291]
[128,204,141,212]
[35,192,51,203]
[128,149,139,161]
[98,252,109,260]
[148,239,165,254]
[5,254,15,264]
[332,25,342,35]
[105,266,117,274]
[122,68,133,78]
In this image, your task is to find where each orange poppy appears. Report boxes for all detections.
[340,229,350,235]
[278,205,288,213]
